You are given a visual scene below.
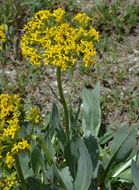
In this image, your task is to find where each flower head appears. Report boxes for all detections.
[0,24,6,50]
[27,106,42,123]
[21,8,100,70]
[0,171,17,190]
[6,152,15,168]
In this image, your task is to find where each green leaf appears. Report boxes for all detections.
[49,103,66,144]
[44,137,55,161]
[65,137,80,179]
[32,134,54,166]
[99,125,113,145]
[31,147,40,174]
[88,181,98,190]
[111,127,136,165]
[40,136,54,166]
[58,167,73,190]
[74,138,93,190]
[49,102,61,137]
[27,177,40,190]
[31,146,47,183]
[83,130,99,172]
[112,155,136,179]
[132,185,138,190]
[27,177,52,190]
[18,151,33,179]
[98,126,136,184]
[81,81,101,137]
[118,168,132,183]
[70,99,82,135]
[132,160,139,189]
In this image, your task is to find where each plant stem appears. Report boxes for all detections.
[56,67,70,142]
[14,154,27,190]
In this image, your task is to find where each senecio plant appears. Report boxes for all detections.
[21,8,100,142]
[0,94,41,190]
[0,94,30,190]
[1,8,139,190]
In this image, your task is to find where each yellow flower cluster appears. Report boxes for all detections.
[0,94,31,189]
[73,12,92,27]
[0,94,23,141]
[0,171,17,190]
[27,106,42,124]
[6,152,15,168]
[11,138,31,153]
[21,8,100,70]
[0,24,6,50]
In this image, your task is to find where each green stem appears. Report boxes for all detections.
[14,154,27,190]
[56,67,70,142]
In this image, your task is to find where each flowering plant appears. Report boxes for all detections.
[21,8,100,142]
[0,6,138,190]
[0,94,42,190]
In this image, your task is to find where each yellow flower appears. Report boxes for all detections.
[53,8,65,22]
[11,143,21,153]
[21,8,100,70]
[88,26,101,42]
[73,12,92,27]
[0,24,6,50]
[0,171,17,190]
[6,152,15,168]
[11,138,31,153]
[27,106,42,123]
[18,138,31,150]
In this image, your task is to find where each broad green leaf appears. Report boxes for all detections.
[31,146,47,183]
[81,81,101,136]
[47,166,72,190]
[132,160,139,189]
[74,138,93,190]
[88,181,98,190]
[44,137,55,161]
[99,125,113,145]
[36,148,47,184]
[70,99,82,136]
[65,137,80,179]
[105,181,112,190]
[58,167,73,190]
[132,185,138,190]
[98,127,136,184]
[18,151,33,179]
[27,177,52,190]
[112,155,136,178]
[27,177,40,190]
[31,147,40,174]
[111,127,136,165]
[40,136,54,166]
[117,168,132,183]
[49,102,61,137]
[32,134,54,166]
[43,112,51,130]
[83,130,99,171]
[49,103,66,144]
[19,121,32,138]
